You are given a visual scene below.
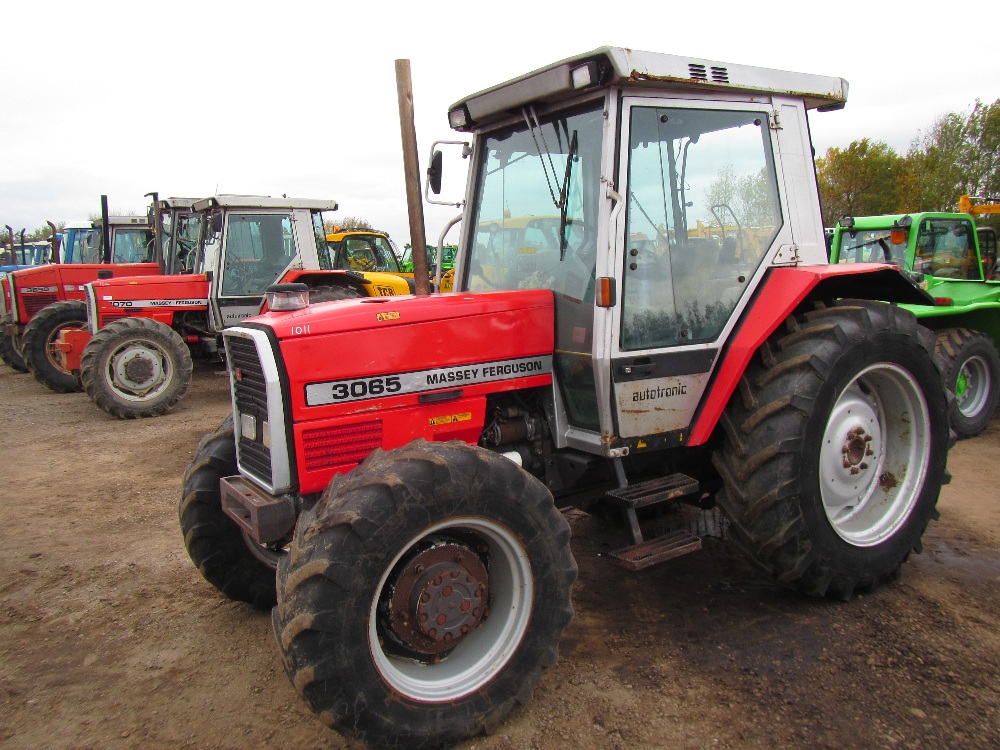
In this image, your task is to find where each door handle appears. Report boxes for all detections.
[620,362,655,376]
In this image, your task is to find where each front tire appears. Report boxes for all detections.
[22,301,86,392]
[179,417,280,608]
[274,440,577,750]
[936,328,1000,439]
[713,300,950,600]
[0,331,27,372]
[80,317,193,419]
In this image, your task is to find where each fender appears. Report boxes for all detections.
[686,264,933,446]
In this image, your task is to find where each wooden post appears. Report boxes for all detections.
[395,59,430,295]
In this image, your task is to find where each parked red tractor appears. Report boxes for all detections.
[69,196,412,418]
[0,195,183,388]
[181,48,952,749]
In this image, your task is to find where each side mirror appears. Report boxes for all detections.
[424,140,471,208]
[428,150,443,195]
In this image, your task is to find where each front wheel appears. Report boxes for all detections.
[22,301,87,392]
[274,440,577,750]
[80,317,193,419]
[713,300,951,600]
[936,328,1000,439]
[179,417,281,608]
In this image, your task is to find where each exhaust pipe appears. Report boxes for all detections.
[395,59,430,296]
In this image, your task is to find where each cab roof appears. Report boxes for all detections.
[450,46,849,131]
[192,195,339,212]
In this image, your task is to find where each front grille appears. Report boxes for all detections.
[303,421,383,471]
[227,335,272,483]
[24,294,58,317]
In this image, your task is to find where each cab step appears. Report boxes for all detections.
[608,530,703,571]
[605,472,700,543]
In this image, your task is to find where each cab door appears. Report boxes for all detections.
[209,210,297,330]
[607,96,791,443]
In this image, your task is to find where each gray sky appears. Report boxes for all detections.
[3,1,998,249]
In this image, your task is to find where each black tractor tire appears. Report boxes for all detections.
[274,440,577,750]
[935,328,1000,439]
[179,416,281,609]
[307,284,362,303]
[79,317,193,419]
[21,300,87,392]
[713,300,951,600]
[0,331,27,372]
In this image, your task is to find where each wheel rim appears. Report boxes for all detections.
[103,338,174,400]
[955,354,990,419]
[369,517,532,702]
[819,363,931,547]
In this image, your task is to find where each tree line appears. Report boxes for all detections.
[817,98,1000,229]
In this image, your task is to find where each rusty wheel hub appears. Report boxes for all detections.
[124,355,156,385]
[388,543,489,655]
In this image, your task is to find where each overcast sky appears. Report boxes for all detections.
[3,1,998,249]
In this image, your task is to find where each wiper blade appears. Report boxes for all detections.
[558,131,578,260]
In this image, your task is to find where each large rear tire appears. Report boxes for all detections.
[0,331,27,372]
[80,317,193,419]
[713,300,951,600]
[273,440,577,750]
[179,417,280,609]
[22,301,86,392]
[935,328,1000,439]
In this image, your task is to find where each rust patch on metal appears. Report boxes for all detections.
[879,472,900,492]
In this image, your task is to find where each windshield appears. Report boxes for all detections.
[330,234,400,272]
[466,99,605,429]
[466,101,605,296]
[220,212,294,297]
[837,229,904,265]
[111,228,155,263]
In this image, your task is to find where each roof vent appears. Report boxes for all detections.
[688,64,730,84]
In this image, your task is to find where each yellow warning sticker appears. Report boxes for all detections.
[428,412,473,426]
[376,311,401,321]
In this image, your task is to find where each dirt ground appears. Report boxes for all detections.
[1,359,998,750]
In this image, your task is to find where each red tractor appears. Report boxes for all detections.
[69,196,413,418]
[0,195,186,389]
[181,48,952,749]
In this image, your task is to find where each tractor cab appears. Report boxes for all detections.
[82,215,155,264]
[442,48,923,452]
[191,195,340,330]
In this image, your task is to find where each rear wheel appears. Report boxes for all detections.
[713,300,950,600]
[0,331,27,372]
[22,301,86,392]
[80,317,193,419]
[179,417,280,609]
[274,440,576,750]
[936,328,1000,439]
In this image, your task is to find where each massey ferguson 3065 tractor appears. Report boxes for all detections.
[72,195,412,419]
[181,48,952,749]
